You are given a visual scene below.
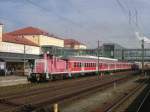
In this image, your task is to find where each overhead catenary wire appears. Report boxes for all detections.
[25,0,111,44]
[126,0,146,35]
[115,0,135,33]
[0,0,111,47]
[115,0,146,36]
[116,0,127,14]
[0,0,95,37]
[26,0,93,29]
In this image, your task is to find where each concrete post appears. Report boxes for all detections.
[54,104,58,112]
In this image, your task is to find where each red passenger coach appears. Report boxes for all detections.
[28,54,133,82]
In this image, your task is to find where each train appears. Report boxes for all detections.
[133,62,150,73]
[27,53,134,82]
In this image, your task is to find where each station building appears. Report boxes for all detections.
[0,24,64,76]
[64,39,87,49]
[8,26,64,47]
[102,43,125,59]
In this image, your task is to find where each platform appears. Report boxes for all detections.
[0,76,28,87]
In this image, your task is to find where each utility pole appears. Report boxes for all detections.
[97,40,100,76]
[23,43,26,76]
[141,39,144,74]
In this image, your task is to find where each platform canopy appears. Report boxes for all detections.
[0,52,39,61]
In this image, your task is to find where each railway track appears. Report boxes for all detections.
[96,77,149,112]
[0,71,137,112]
[135,81,150,112]
[0,71,135,98]
[0,75,119,102]
[0,72,123,98]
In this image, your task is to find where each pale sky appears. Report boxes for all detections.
[0,0,150,48]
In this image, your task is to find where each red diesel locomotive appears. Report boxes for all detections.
[28,54,132,82]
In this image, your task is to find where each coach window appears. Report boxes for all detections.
[76,62,78,67]
[80,63,82,67]
[79,62,81,67]
[100,63,103,67]
[78,62,80,67]
[74,62,76,67]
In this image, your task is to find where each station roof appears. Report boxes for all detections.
[0,52,40,60]
[64,39,85,45]
[8,26,63,40]
[2,33,38,46]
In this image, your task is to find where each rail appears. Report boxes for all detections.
[0,74,134,111]
[136,85,150,112]
[102,77,149,112]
